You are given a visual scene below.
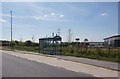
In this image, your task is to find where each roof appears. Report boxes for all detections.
[88,42,104,43]
[39,36,62,41]
[104,35,120,40]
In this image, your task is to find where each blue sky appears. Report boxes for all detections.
[1,2,118,42]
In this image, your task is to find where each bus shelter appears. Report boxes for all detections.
[39,36,62,55]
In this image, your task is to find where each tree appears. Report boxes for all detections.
[25,40,32,46]
[15,40,19,46]
[11,41,17,47]
[19,41,24,46]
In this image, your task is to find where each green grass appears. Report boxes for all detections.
[7,46,39,53]
[59,47,120,62]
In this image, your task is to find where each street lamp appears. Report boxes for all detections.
[75,38,80,53]
[10,11,12,49]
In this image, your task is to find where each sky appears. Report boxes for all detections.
[1,2,118,42]
[1,0,120,2]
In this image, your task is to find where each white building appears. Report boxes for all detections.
[104,35,120,47]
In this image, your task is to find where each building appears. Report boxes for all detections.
[104,35,120,47]
[87,42,104,47]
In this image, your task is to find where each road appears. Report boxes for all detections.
[2,53,93,77]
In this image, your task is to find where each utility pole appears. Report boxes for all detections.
[68,28,72,43]
[20,36,22,42]
[75,38,80,53]
[10,11,13,49]
[32,35,35,43]
[57,28,60,36]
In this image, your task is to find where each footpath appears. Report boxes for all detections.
[53,55,119,71]
[12,50,120,71]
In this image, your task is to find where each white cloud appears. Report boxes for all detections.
[2,14,11,17]
[13,3,67,22]
[32,15,67,22]
[32,16,44,20]
[2,12,66,22]
[28,3,56,15]
[44,14,48,17]
[59,14,64,18]
[0,18,7,23]
[2,12,68,22]
[100,13,108,16]
[51,12,55,16]
[2,14,67,22]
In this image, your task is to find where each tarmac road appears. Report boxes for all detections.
[2,53,93,77]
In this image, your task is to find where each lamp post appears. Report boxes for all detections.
[10,11,12,49]
[75,38,80,53]
[84,38,88,49]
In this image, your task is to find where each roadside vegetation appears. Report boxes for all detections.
[1,40,39,52]
[1,40,120,63]
[60,47,120,62]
